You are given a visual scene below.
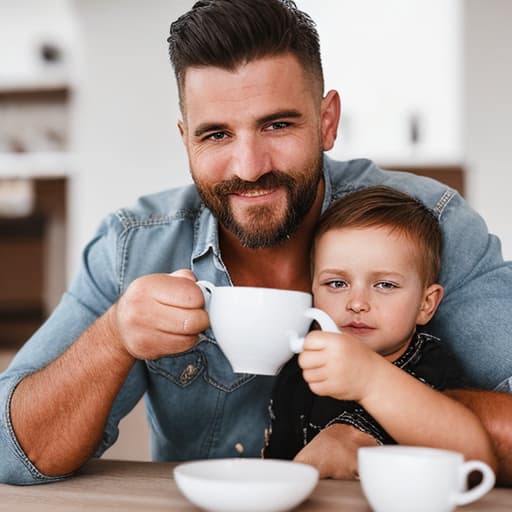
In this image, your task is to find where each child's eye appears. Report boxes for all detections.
[375,281,397,290]
[326,280,348,289]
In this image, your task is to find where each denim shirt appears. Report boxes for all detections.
[1,156,512,484]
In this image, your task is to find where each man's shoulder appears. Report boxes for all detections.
[88,182,207,286]
[324,156,458,216]
[112,182,203,229]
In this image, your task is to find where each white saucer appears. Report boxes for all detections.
[174,458,319,512]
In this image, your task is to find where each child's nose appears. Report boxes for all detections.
[346,291,370,313]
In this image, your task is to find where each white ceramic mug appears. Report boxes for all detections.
[196,281,338,375]
[358,446,495,512]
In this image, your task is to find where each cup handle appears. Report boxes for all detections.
[289,307,340,353]
[196,280,215,310]
[453,460,495,506]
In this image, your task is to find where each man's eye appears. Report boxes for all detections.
[327,280,347,289]
[206,131,227,141]
[267,121,290,131]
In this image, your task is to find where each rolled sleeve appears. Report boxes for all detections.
[495,377,512,394]
[0,214,133,485]
[0,372,72,485]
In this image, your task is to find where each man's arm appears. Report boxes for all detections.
[7,272,208,480]
[446,389,512,486]
[10,310,134,477]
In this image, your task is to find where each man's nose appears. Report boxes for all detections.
[231,134,272,182]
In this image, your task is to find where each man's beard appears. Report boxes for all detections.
[193,154,323,249]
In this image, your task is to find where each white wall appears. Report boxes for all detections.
[464,0,512,259]
[69,0,194,274]
[298,0,463,166]
[0,0,77,82]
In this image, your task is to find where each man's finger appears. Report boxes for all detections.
[168,269,197,281]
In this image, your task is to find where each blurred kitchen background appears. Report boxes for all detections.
[0,0,510,461]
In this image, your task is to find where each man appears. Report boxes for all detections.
[0,0,511,485]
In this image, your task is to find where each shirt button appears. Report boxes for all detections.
[179,364,199,384]
[235,442,244,454]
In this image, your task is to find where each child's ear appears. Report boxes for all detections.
[416,284,444,325]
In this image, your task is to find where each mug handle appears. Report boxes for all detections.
[453,460,495,506]
[289,307,340,353]
[196,280,215,310]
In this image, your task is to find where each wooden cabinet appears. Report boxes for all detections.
[0,83,69,348]
[0,215,45,347]
[0,178,67,348]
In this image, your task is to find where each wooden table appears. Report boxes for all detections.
[0,459,510,511]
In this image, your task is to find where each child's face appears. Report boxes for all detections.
[312,226,442,360]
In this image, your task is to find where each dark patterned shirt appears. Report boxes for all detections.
[264,332,465,459]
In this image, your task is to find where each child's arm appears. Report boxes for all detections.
[294,422,378,479]
[299,331,497,471]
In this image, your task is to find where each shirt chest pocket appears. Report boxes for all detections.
[147,342,256,392]
[148,350,205,388]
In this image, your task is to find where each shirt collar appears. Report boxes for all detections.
[192,204,220,262]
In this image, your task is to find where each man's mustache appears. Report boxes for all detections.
[214,171,295,196]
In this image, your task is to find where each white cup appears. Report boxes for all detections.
[358,446,495,512]
[196,281,338,375]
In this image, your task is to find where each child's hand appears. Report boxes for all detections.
[293,423,379,479]
[298,330,385,402]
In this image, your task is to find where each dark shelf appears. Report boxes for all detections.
[382,165,465,196]
[0,85,69,102]
[0,178,67,349]
[0,214,45,237]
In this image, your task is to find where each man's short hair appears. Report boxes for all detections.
[313,186,442,285]
[168,0,324,111]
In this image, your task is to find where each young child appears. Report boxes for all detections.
[264,186,496,476]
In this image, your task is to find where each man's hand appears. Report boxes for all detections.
[111,269,210,360]
[293,423,379,479]
[10,269,210,477]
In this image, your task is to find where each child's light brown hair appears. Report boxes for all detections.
[313,186,442,286]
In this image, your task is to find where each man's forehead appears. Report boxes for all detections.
[180,55,319,121]
[184,55,303,91]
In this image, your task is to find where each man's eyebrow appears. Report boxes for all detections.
[194,123,228,138]
[258,110,303,124]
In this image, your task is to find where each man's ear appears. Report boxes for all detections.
[177,119,186,146]
[320,89,341,151]
[416,284,444,325]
